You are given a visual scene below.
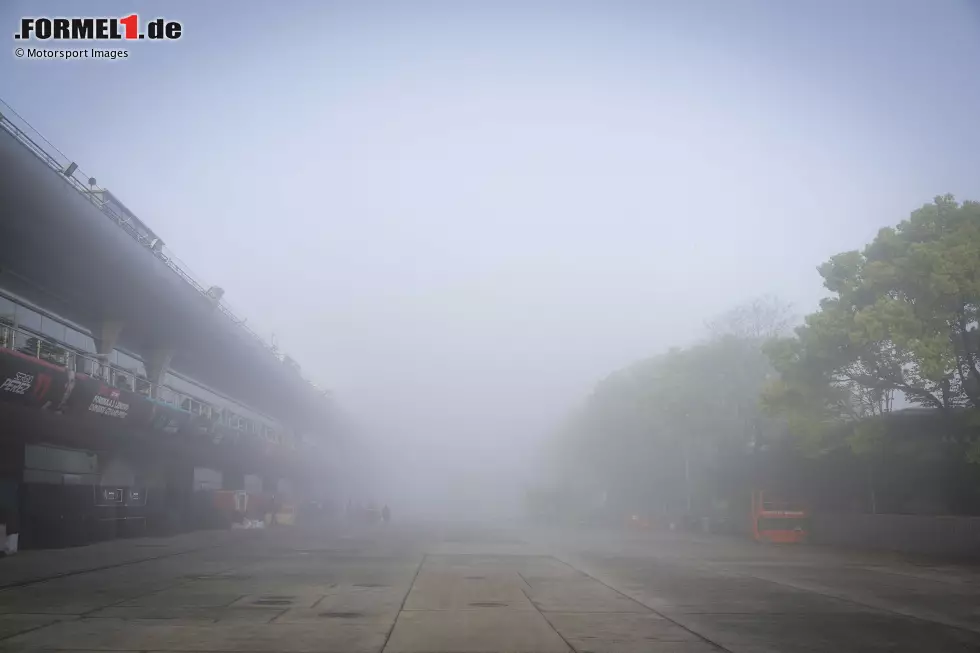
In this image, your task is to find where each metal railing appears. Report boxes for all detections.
[0,319,181,406]
[0,320,304,450]
[0,98,329,398]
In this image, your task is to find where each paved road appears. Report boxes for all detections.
[0,523,977,652]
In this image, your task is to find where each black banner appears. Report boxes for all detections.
[0,349,69,409]
[65,374,153,428]
[1,351,298,460]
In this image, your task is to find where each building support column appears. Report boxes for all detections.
[165,461,194,535]
[92,320,124,382]
[143,347,175,399]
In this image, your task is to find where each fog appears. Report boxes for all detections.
[3,1,979,522]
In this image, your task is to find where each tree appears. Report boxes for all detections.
[762,195,980,462]
[540,196,980,518]
[705,294,796,341]
[543,299,789,516]
[800,196,980,411]
[761,324,887,456]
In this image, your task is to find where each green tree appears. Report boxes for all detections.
[763,195,980,462]
[544,298,790,515]
[802,196,979,411]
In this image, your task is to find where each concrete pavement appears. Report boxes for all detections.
[0,523,976,652]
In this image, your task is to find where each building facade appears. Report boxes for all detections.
[0,101,334,549]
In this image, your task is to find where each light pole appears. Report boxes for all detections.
[683,438,691,514]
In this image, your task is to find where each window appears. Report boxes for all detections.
[75,355,98,376]
[115,351,146,377]
[38,340,68,367]
[15,305,42,332]
[116,351,135,370]
[113,369,133,392]
[40,316,66,343]
[135,378,152,397]
[157,386,175,405]
[0,297,12,348]
[0,295,15,325]
[65,327,96,354]
[181,399,211,417]
[165,373,202,398]
[153,372,284,435]
[14,330,39,357]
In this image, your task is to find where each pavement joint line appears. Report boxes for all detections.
[846,564,975,586]
[718,565,980,636]
[515,570,534,591]
[226,593,247,608]
[397,607,549,612]
[380,551,426,653]
[550,554,735,653]
[75,552,254,619]
[0,618,72,645]
[0,548,249,643]
[307,593,328,609]
[515,572,578,653]
[17,545,272,641]
[0,541,226,592]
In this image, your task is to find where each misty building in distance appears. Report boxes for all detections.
[0,102,335,549]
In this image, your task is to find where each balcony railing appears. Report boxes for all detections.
[0,320,300,450]
[0,98,330,399]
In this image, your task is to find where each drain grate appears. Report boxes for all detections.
[254,599,292,606]
[464,576,486,580]
[469,602,508,608]
[319,611,364,619]
[353,583,387,588]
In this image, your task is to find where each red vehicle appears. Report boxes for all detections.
[750,491,808,544]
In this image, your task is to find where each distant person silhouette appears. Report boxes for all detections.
[382,505,391,524]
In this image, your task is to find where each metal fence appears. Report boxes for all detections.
[0,320,292,448]
[810,512,980,559]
